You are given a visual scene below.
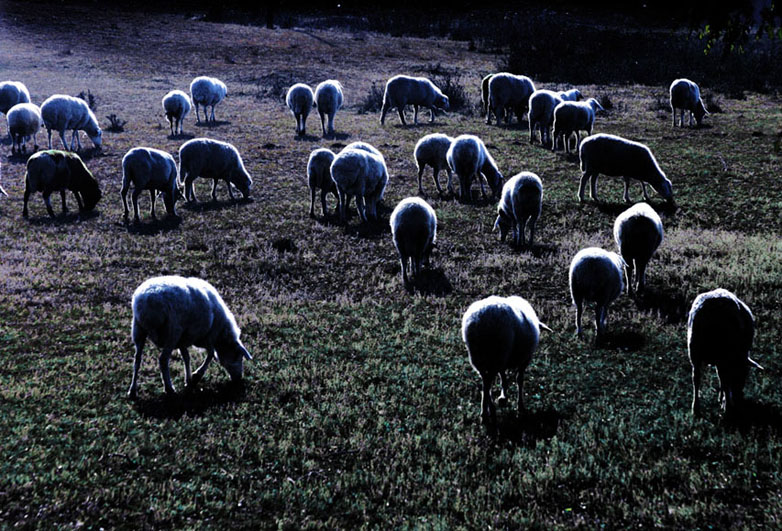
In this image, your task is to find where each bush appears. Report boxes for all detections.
[105,114,127,132]
[431,74,472,115]
[357,82,384,114]
[76,90,97,111]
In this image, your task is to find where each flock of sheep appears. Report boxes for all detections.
[0,69,763,425]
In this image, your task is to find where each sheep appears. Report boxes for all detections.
[307,147,337,218]
[480,73,494,118]
[23,150,102,218]
[178,138,252,202]
[162,89,191,135]
[613,202,663,294]
[578,133,674,204]
[189,76,227,123]
[559,88,583,102]
[486,72,535,126]
[121,147,179,223]
[688,288,763,416]
[0,81,31,137]
[569,247,625,338]
[7,102,43,155]
[670,78,708,128]
[40,95,102,152]
[127,275,253,399]
[446,134,503,203]
[462,295,546,424]
[330,143,388,223]
[528,89,562,146]
[389,197,437,285]
[286,83,315,137]
[413,133,454,196]
[551,98,604,153]
[380,75,449,126]
[494,172,543,249]
[314,80,343,137]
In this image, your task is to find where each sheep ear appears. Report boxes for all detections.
[240,345,253,361]
[748,357,764,370]
[492,216,500,232]
[539,322,553,333]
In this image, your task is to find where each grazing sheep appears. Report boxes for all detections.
[569,247,625,338]
[162,89,191,135]
[178,138,252,202]
[578,133,674,204]
[462,295,545,424]
[330,143,388,223]
[414,133,454,196]
[613,202,663,294]
[528,89,562,145]
[314,80,343,137]
[380,75,449,126]
[551,98,604,153]
[286,83,316,137]
[389,197,437,284]
[670,78,708,128]
[127,275,253,399]
[23,150,101,218]
[486,72,535,125]
[7,102,43,155]
[559,88,583,102]
[480,73,494,118]
[307,147,337,217]
[494,172,542,249]
[0,81,31,137]
[121,147,179,223]
[189,76,227,123]
[40,95,102,151]
[446,134,503,203]
[688,288,763,416]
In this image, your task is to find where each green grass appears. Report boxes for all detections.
[1,2,781,528]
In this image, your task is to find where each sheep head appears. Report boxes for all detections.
[216,335,253,382]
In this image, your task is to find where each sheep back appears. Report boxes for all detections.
[7,102,43,138]
[25,149,101,210]
[414,133,453,170]
[286,83,315,114]
[613,202,663,265]
[314,80,343,114]
[40,94,102,145]
[122,147,178,193]
[307,148,337,192]
[670,78,707,125]
[569,247,624,305]
[390,197,437,262]
[179,138,252,198]
[190,76,227,106]
[383,75,449,110]
[0,81,31,115]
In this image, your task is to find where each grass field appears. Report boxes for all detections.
[1,2,781,528]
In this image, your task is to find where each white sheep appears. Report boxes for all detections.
[688,288,763,416]
[330,143,388,223]
[494,172,543,249]
[127,275,253,399]
[0,81,31,137]
[307,147,337,218]
[569,247,625,338]
[486,72,535,125]
[528,89,562,145]
[578,133,674,204]
[162,89,191,136]
[551,98,604,153]
[670,78,708,128]
[189,76,227,123]
[462,295,546,424]
[446,134,503,203]
[380,75,449,126]
[23,150,102,218]
[178,138,252,202]
[121,147,179,223]
[389,197,437,285]
[40,94,102,151]
[414,133,454,196]
[286,83,315,137]
[7,102,43,155]
[314,80,343,137]
[613,202,663,294]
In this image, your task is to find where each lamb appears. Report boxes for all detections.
[486,72,535,125]
[23,150,102,218]
[7,102,43,155]
[670,78,708,128]
[528,89,562,145]
[330,143,388,223]
[40,95,102,151]
[162,89,191,136]
[462,295,547,424]
[551,98,604,153]
[446,134,503,203]
[389,197,437,285]
[178,138,252,202]
[0,81,31,137]
[578,133,674,204]
[121,147,179,223]
[307,147,337,218]
[127,275,253,399]
[413,133,454,196]
[314,80,343,137]
[480,74,493,116]
[688,288,763,416]
[494,172,543,249]
[380,75,449,126]
[189,76,227,123]
[286,83,315,137]
[613,202,663,294]
[569,247,625,338]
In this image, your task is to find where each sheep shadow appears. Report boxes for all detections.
[633,287,688,324]
[593,329,646,351]
[342,215,391,239]
[329,142,347,151]
[489,406,567,447]
[123,215,183,235]
[294,133,321,142]
[724,399,782,435]
[132,380,248,420]
[167,132,195,141]
[395,266,453,297]
[528,241,559,258]
[194,120,231,128]
[595,199,677,217]
[321,132,351,141]
[180,197,253,213]
[25,208,99,225]
[5,150,37,164]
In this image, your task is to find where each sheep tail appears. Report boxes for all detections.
[539,322,553,333]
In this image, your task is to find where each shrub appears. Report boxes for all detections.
[106,114,127,132]
[357,82,384,114]
[76,90,97,111]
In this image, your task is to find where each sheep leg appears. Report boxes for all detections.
[596,305,607,337]
[679,109,685,128]
[445,168,454,196]
[158,348,176,395]
[590,174,600,202]
[636,260,648,293]
[328,112,336,136]
[163,190,176,218]
[180,347,192,387]
[528,218,536,248]
[417,166,426,196]
[497,371,509,405]
[516,369,525,415]
[127,322,146,399]
[578,172,591,202]
[380,102,389,125]
[640,181,651,202]
[320,189,330,217]
[355,195,368,222]
[58,129,69,150]
[432,168,445,194]
[624,261,635,295]
[400,255,409,284]
[60,189,68,215]
[480,371,497,423]
[73,191,84,211]
[301,114,307,136]
[149,189,157,219]
[622,177,632,202]
[529,121,536,144]
[23,189,30,217]
[42,192,55,217]
[210,105,216,123]
[575,299,584,338]
[211,179,220,201]
[691,363,702,416]
[478,172,488,199]
[413,105,419,125]
[184,175,197,203]
[121,181,131,219]
[397,107,407,126]
[194,103,201,123]
[515,220,523,248]
[320,111,327,137]
[131,187,143,223]
[309,187,317,218]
